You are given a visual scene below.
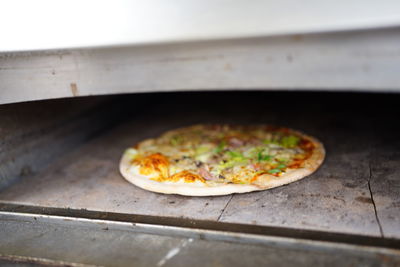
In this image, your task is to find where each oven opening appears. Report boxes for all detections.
[1,91,399,265]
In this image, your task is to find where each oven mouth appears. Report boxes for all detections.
[0,91,399,266]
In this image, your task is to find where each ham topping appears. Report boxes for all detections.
[199,167,217,180]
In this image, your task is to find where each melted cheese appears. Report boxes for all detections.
[165,170,205,183]
[130,125,315,185]
[150,170,205,183]
[134,153,169,179]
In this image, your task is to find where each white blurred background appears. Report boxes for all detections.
[1,0,400,51]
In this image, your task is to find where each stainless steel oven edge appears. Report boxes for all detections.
[0,204,399,267]
[2,27,400,105]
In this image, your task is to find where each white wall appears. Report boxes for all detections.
[1,0,400,52]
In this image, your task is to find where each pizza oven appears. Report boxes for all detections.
[1,2,400,266]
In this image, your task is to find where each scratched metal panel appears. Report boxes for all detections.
[1,28,400,105]
[0,212,399,267]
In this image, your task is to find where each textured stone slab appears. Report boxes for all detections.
[370,108,400,238]
[219,100,381,236]
[0,114,231,221]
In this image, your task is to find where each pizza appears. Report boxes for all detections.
[119,124,325,196]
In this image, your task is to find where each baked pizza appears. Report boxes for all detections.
[119,124,325,196]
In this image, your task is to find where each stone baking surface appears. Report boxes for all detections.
[0,92,398,238]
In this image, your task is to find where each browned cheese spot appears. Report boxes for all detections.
[168,170,206,183]
[134,153,169,180]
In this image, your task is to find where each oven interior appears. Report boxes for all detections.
[0,91,399,266]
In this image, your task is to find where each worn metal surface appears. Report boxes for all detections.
[0,211,399,267]
[0,92,398,238]
[0,255,90,267]
[0,259,50,267]
[2,27,400,105]
[1,203,399,249]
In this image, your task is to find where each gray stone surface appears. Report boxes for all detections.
[220,99,381,236]
[0,116,232,220]
[370,111,400,239]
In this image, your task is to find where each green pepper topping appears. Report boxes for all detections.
[276,158,289,163]
[257,151,272,162]
[218,150,248,170]
[170,135,183,146]
[268,169,281,174]
[214,140,226,153]
[280,135,300,148]
[277,164,287,169]
[227,150,244,158]
[263,139,279,145]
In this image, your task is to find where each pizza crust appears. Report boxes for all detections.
[119,127,325,196]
